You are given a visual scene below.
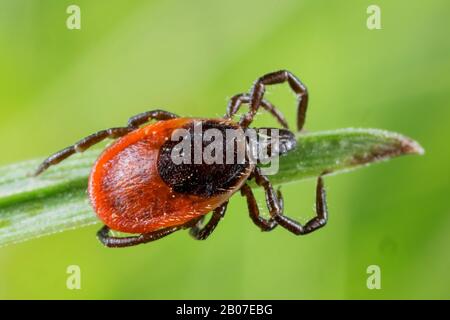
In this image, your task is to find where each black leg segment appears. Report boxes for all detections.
[97,225,181,248]
[239,70,308,131]
[127,109,178,128]
[226,93,289,129]
[34,127,132,176]
[241,183,278,232]
[34,109,178,176]
[273,176,328,235]
[252,167,328,236]
[189,201,228,240]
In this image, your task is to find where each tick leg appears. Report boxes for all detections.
[275,176,328,235]
[189,201,228,240]
[127,109,178,128]
[226,93,289,129]
[34,109,178,176]
[240,70,308,131]
[34,127,132,176]
[254,168,328,235]
[97,225,181,248]
[241,183,277,232]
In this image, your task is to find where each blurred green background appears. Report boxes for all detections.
[0,0,449,299]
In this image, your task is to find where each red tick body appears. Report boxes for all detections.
[89,118,252,234]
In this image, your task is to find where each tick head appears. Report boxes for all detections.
[252,127,297,159]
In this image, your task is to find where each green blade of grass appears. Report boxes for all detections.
[0,128,423,246]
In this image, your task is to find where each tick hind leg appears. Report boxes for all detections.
[189,201,228,240]
[127,109,178,128]
[34,127,132,176]
[253,168,328,235]
[34,109,178,176]
[239,70,308,131]
[97,225,182,248]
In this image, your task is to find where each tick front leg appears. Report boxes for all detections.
[34,127,132,176]
[226,93,289,129]
[274,176,328,235]
[240,70,308,131]
[189,201,228,240]
[97,225,181,248]
[241,183,277,232]
[253,168,328,235]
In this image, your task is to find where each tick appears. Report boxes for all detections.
[35,70,328,248]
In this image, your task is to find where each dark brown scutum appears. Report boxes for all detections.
[157,120,251,197]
